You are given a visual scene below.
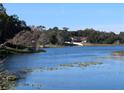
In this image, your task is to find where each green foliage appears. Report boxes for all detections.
[0,4,6,14]
[69,28,119,44]
[46,27,70,45]
[0,4,30,44]
[119,32,124,43]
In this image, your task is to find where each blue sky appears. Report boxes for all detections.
[3,3,124,33]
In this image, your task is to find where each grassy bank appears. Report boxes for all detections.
[0,47,46,55]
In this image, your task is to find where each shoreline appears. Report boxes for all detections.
[83,43,124,46]
[0,57,17,90]
[43,43,124,48]
[0,70,17,90]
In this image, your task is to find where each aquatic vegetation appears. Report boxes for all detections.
[45,67,59,71]
[59,62,103,68]
[18,67,59,75]
[0,71,17,90]
[98,51,124,61]
[18,68,34,74]
[17,83,42,89]
[18,62,103,76]
[59,63,75,67]
[16,61,103,90]
[112,51,124,56]
[79,62,102,67]
[100,56,124,60]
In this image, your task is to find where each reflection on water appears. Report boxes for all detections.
[3,46,124,90]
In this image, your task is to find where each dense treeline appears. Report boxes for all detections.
[69,28,119,44]
[27,27,123,45]
[12,26,123,46]
[9,26,70,47]
[1,3,124,48]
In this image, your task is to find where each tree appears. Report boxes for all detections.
[56,31,64,45]
[52,27,59,31]
[0,9,29,44]
[119,32,124,43]
[39,32,50,47]
[63,27,69,31]
[0,4,6,14]
[37,25,46,31]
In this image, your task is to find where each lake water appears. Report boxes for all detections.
[3,46,124,90]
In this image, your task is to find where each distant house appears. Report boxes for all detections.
[71,37,87,43]
[80,37,87,43]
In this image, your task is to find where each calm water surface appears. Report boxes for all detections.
[3,46,124,90]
